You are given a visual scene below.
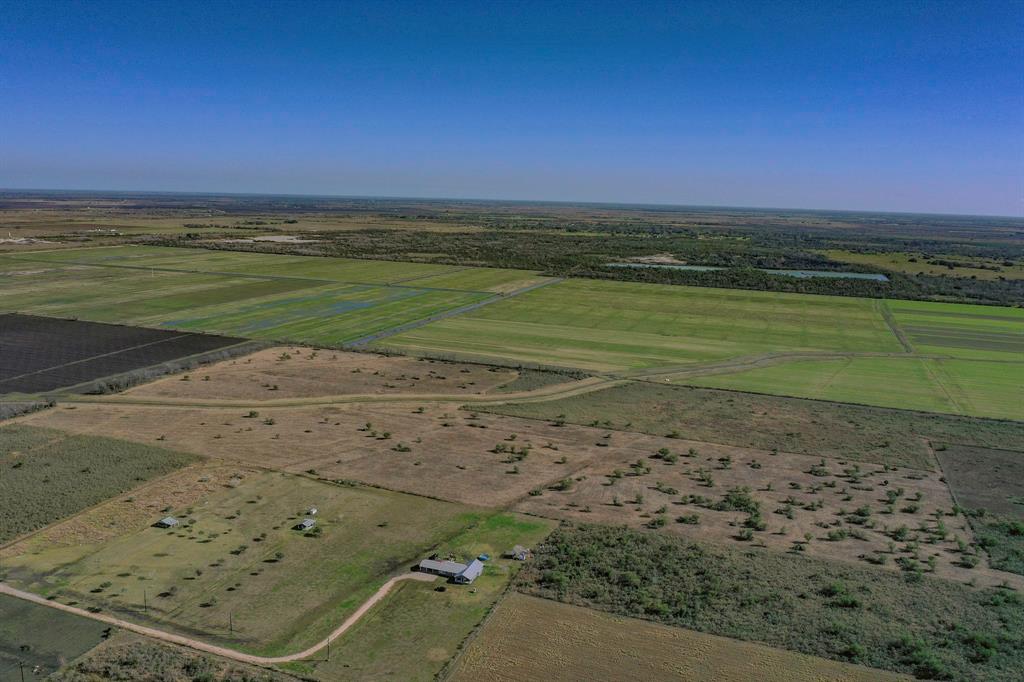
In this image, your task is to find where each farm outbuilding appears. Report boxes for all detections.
[155,516,179,528]
[418,558,484,584]
[296,518,316,530]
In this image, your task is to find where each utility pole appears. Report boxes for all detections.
[327,639,330,662]
[19,660,25,682]
[143,588,147,613]
[229,611,233,633]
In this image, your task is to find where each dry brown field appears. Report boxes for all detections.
[18,399,1020,588]
[125,346,520,400]
[448,593,910,682]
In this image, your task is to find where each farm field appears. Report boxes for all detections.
[887,299,1024,360]
[2,472,462,655]
[0,313,245,395]
[124,346,524,401]
[0,424,196,544]
[0,463,547,659]
[519,524,1024,682]
[684,356,1023,420]
[378,279,903,371]
[480,381,1024,469]
[17,400,1020,588]
[0,246,549,348]
[449,592,909,682]
[0,594,110,681]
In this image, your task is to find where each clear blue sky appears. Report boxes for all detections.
[1,0,1021,215]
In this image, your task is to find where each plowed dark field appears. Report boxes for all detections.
[0,313,243,394]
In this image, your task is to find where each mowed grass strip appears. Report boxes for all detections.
[685,356,1024,420]
[0,424,197,544]
[888,300,1024,361]
[450,592,908,682]
[381,279,902,371]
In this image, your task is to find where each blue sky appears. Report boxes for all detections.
[1,0,1021,215]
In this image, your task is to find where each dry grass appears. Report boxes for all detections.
[19,401,1019,588]
[449,593,910,682]
[124,346,519,400]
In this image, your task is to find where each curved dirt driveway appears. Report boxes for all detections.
[0,572,436,665]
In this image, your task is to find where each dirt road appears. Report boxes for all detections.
[0,572,437,665]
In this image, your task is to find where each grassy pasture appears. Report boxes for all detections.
[380,279,903,371]
[0,594,109,681]
[686,356,1023,420]
[0,424,197,544]
[479,382,1024,469]
[450,592,908,682]
[1,470,541,658]
[937,445,1024,520]
[291,514,554,681]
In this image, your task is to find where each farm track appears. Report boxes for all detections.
[0,573,438,666]
[877,300,914,353]
[57,375,621,409]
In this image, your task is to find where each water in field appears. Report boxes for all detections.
[606,263,890,281]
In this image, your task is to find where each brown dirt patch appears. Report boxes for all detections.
[449,593,909,682]
[124,346,519,400]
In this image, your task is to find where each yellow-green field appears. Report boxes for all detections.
[379,279,903,371]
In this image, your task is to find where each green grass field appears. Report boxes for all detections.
[684,356,1022,420]
[1,470,549,658]
[0,246,547,346]
[379,279,903,371]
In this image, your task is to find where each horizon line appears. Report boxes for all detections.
[1,186,1021,221]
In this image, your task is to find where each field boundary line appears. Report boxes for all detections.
[877,300,913,353]
[344,277,565,348]
[0,573,437,665]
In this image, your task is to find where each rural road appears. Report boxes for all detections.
[0,572,437,666]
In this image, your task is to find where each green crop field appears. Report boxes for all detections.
[379,279,903,371]
[0,471,548,658]
[887,300,1024,361]
[0,246,546,346]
